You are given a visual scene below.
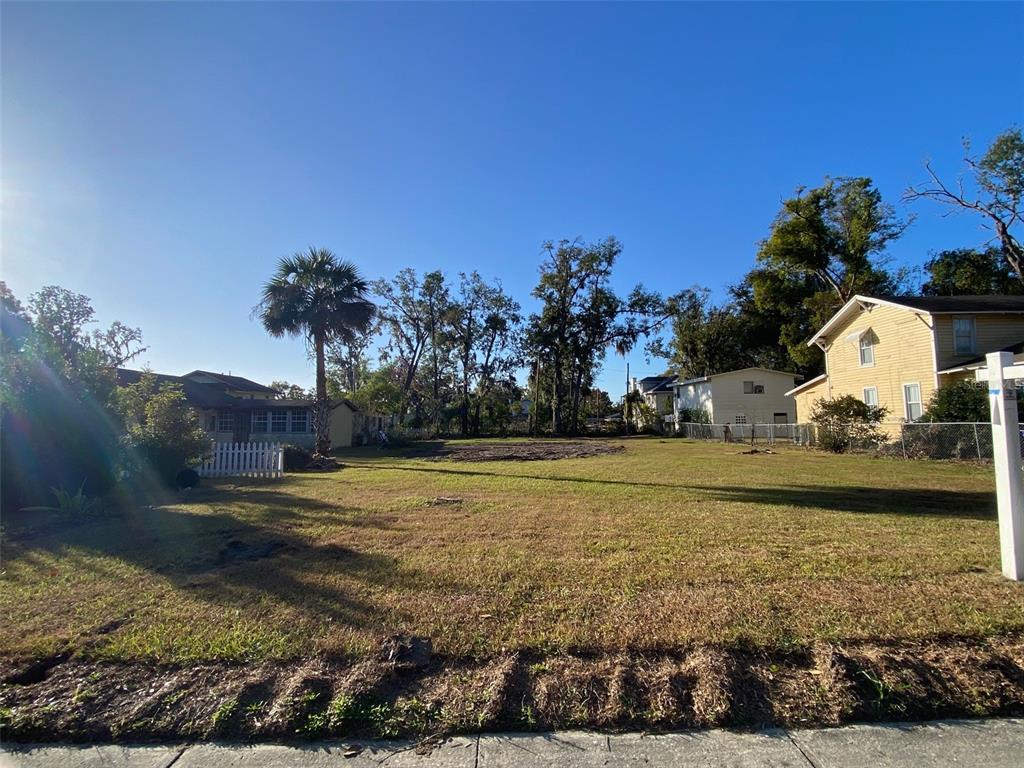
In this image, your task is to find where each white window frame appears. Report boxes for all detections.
[270,409,289,433]
[903,382,923,422]
[859,333,875,367]
[734,414,748,425]
[953,315,976,355]
[862,387,878,408]
[252,409,268,432]
[290,409,309,434]
[216,410,233,433]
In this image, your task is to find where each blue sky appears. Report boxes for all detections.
[2,2,1022,397]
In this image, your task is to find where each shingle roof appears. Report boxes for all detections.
[809,294,1024,346]
[183,370,278,393]
[937,340,1024,374]
[116,368,361,412]
[116,369,240,408]
[637,375,677,393]
[875,295,1024,314]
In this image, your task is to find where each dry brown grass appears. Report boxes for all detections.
[3,437,1023,665]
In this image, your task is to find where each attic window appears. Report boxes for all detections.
[859,331,875,366]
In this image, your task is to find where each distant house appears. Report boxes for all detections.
[630,375,678,416]
[116,369,361,448]
[787,295,1024,428]
[672,367,799,427]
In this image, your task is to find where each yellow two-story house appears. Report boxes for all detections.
[787,295,1024,428]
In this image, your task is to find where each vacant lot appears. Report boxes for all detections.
[3,438,1024,738]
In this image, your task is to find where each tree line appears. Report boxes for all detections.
[287,126,1022,446]
[3,127,1019,486]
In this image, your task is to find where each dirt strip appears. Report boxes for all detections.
[2,636,1023,742]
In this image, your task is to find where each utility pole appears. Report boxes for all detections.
[625,361,631,435]
[531,358,540,437]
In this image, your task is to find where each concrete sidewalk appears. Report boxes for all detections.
[2,719,1022,767]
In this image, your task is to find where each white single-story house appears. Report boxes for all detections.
[672,367,800,427]
[117,368,364,448]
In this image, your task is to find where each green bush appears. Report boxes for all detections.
[113,374,210,486]
[282,444,312,471]
[810,395,888,453]
[923,381,990,422]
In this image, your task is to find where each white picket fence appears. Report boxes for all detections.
[198,441,284,479]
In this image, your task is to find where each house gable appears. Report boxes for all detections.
[813,300,936,422]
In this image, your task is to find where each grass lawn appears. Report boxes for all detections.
[3,437,1023,665]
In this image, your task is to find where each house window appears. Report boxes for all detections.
[752,384,765,394]
[217,410,233,432]
[290,409,309,433]
[953,316,976,355]
[903,383,923,422]
[252,410,268,432]
[270,409,288,433]
[863,387,878,408]
[859,333,875,366]
[734,414,747,425]
[742,381,754,394]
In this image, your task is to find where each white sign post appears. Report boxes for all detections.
[975,351,1024,580]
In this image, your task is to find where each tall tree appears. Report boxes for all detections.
[527,238,675,434]
[751,177,910,369]
[652,288,759,378]
[326,318,377,394]
[921,247,1023,296]
[269,381,311,399]
[447,272,522,436]
[258,248,376,456]
[373,269,452,427]
[905,128,1024,282]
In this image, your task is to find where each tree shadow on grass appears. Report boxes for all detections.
[3,486,448,639]
[354,463,996,521]
[687,485,996,520]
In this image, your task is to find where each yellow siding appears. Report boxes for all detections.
[792,379,828,423]
[934,313,1024,371]
[821,303,936,423]
[329,404,355,448]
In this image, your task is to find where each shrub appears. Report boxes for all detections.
[676,408,711,424]
[923,381,990,422]
[175,468,200,489]
[282,444,312,471]
[810,395,888,453]
[113,374,210,486]
[20,483,103,515]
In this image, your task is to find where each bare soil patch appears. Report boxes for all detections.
[407,440,626,462]
[2,636,1022,742]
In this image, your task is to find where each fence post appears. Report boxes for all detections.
[974,422,982,461]
[984,351,1024,581]
[900,424,907,459]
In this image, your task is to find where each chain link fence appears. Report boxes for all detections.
[673,420,1023,461]
[674,422,817,445]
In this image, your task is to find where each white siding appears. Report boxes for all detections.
[673,380,715,422]
[707,370,797,424]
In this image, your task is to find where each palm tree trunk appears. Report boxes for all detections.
[313,331,331,455]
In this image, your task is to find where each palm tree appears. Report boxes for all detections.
[258,248,375,456]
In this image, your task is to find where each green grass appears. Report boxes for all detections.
[3,437,1022,664]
